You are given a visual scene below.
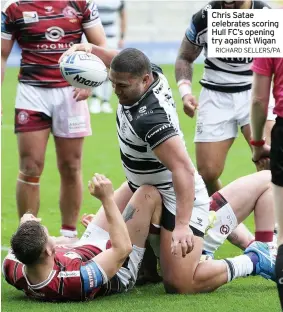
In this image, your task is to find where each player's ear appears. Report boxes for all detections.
[142,74,150,85]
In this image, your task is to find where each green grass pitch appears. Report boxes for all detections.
[1,65,280,311]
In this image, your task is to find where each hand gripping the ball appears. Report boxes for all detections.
[59,43,93,63]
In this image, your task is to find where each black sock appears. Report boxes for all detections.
[276,244,283,310]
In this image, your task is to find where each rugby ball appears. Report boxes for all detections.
[60,51,108,89]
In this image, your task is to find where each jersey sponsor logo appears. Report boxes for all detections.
[146,124,171,140]
[23,11,39,24]
[220,225,230,235]
[73,74,103,87]
[138,106,146,114]
[88,1,98,20]
[68,116,87,133]
[57,271,80,278]
[36,42,74,50]
[63,6,77,18]
[279,277,283,284]
[45,26,65,42]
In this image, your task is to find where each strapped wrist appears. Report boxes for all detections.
[177,79,192,99]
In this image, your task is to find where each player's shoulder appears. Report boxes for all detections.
[253,0,271,9]
[2,0,19,13]
[191,1,220,26]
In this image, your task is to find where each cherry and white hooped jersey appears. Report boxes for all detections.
[2,245,108,301]
[1,0,101,87]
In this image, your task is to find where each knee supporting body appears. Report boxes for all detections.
[17,171,40,185]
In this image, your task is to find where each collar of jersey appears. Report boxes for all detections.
[22,265,57,289]
[122,72,160,110]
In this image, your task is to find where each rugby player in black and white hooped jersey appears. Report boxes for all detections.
[175,0,277,257]
[59,43,275,294]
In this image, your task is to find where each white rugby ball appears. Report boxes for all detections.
[60,51,107,89]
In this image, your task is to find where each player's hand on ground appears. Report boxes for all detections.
[88,173,114,201]
[73,88,92,101]
[20,213,41,225]
[182,94,198,118]
[252,144,271,163]
[171,224,194,257]
[59,43,93,63]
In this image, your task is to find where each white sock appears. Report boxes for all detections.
[148,224,161,258]
[60,229,78,238]
[222,255,254,282]
[204,203,238,253]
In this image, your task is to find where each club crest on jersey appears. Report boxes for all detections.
[63,6,77,18]
[44,6,54,14]
[18,111,29,124]
[23,11,38,24]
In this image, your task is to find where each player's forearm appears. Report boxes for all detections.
[250,98,268,141]
[102,197,132,253]
[172,166,195,226]
[175,58,194,83]
[90,45,119,68]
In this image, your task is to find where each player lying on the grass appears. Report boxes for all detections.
[83,174,276,294]
[2,174,162,301]
[60,43,276,294]
[201,170,276,260]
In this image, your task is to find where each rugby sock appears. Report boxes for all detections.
[275,244,283,310]
[148,224,161,258]
[203,202,238,254]
[60,224,77,238]
[255,231,274,242]
[222,255,256,282]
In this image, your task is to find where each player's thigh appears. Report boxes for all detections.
[51,86,92,138]
[219,170,271,222]
[196,139,234,180]
[54,136,84,170]
[194,88,238,143]
[125,185,162,248]
[17,130,50,173]
[93,182,134,231]
[160,227,203,294]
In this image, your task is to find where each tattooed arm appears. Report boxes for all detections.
[175,37,203,118]
[175,37,203,84]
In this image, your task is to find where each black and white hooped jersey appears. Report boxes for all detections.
[95,0,124,38]
[116,64,205,193]
[185,1,270,93]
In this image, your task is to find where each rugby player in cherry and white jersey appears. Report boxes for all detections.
[1,0,107,238]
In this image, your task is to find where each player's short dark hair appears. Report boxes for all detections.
[11,221,47,265]
[110,48,152,77]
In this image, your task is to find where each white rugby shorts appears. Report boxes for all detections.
[194,88,276,142]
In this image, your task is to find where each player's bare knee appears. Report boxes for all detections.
[163,280,195,294]
[20,156,44,176]
[137,185,161,206]
[57,159,81,179]
[197,163,222,183]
